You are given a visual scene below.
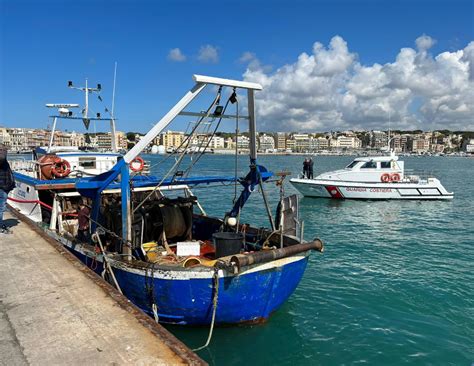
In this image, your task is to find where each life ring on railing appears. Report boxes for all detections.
[380,173,391,183]
[51,157,71,178]
[130,156,145,172]
[390,173,401,182]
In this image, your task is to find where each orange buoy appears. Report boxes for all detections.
[130,156,145,172]
[380,173,391,183]
[390,173,401,182]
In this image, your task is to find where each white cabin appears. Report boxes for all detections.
[316,155,404,183]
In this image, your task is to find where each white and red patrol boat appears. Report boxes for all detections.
[290,153,453,200]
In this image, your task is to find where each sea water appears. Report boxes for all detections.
[148,154,473,365]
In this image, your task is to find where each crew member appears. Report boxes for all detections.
[77,199,91,243]
[308,158,314,179]
[303,158,309,179]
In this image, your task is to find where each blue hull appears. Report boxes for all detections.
[67,246,309,325]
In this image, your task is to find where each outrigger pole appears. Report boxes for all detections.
[76,75,263,258]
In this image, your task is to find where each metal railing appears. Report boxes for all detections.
[403,169,437,183]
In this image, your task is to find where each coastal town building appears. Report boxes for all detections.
[462,138,474,153]
[334,135,361,149]
[369,130,388,149]
[259,134,275,151]
[0,126,470,154]
[159,130,185,150]
[274,132,287,151]
[293,134,311,152]
[236,135,250,150]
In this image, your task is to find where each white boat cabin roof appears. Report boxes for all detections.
[352,155,399,163]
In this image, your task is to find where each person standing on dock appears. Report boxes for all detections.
[0,144,15,234]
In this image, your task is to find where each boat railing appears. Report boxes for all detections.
[9,158,38,175]
[404,169,437,183]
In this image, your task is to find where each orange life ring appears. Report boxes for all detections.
[390,173,401,182]
[380,173,391,183]
[51,157,71,178]
[130,156,145,172]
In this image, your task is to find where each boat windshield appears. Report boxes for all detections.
[346,161,359,169]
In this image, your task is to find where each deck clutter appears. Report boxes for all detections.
[7,75,324,351]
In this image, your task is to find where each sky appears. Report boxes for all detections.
[0,0,473,134]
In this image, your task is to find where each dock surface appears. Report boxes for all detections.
[0,212,204,365]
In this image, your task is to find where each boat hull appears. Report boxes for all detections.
[290,178,454,200]
[55,234,309,325]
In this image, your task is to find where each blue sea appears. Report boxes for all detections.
[148,154,473,365]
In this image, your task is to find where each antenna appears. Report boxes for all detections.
[68,78,102,121]
[388,109,391,153]
[110,62,118,152]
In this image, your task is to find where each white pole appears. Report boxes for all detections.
[48,117,57,153]
[84,78,89,120]
[111,62,117,117]
[110,63,118,152]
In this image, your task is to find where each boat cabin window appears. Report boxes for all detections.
[79,157,96,169]
[380,161,391,169]
[346,161,359,169]
[360,161,377,169]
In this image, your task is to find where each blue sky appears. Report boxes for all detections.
[1,0,473,133]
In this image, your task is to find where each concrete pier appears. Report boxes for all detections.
[0,211,205,365]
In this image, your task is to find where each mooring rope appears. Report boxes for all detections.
[193,267,220,352]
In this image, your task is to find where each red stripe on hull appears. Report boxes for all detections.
[325,185,344,199]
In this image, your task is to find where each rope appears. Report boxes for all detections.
[7,197,53,210]
[193,268,219,351]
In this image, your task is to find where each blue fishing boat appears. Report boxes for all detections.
[8,75,324,327]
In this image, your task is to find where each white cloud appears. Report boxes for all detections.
[239,51,256,63]
[198,45,219,63]
[415,34,436,51]
[167,48,186,62]
[242,35,474,131]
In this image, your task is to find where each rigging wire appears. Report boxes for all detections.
[129,87,222,181]
[182,90,235,178]
[131,88,223,214]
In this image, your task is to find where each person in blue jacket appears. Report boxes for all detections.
[0,144,15,234]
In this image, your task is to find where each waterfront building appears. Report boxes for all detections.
[0,127,11,147]
[309,136,329,151]
[462,138,474,153]
[293,133,310,152]
[87,131,126,150]
[369,130,388,149]
[411,136,430,154]
[236,135,250,150]
[159,130,185,150]
[274,132,287,151]
[335,135,361,149]
[259,134,275,151]
[225,137,235,149]
[208,136,225,149]
[285,139,295,152]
